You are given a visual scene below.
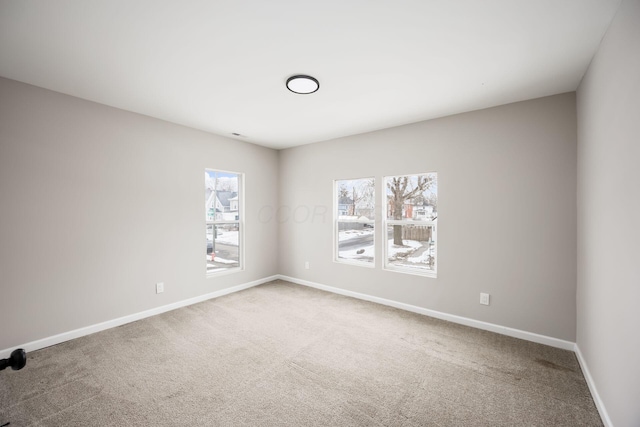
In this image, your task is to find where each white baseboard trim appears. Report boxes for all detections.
[574,344,613,427]
[278,275,575,351]
[0,275,279,359]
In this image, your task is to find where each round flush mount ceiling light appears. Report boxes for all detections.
[286,75,319,94]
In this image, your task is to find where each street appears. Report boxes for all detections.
[207,241,240,271]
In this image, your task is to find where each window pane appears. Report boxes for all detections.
[205,169,242,275]
[336,178,375,220]
[385,173,437,220]
[386,225,436,272]
[207,224,240,273]
[206,170,239,220]
[337,222,375,264]
[206,224,215,273]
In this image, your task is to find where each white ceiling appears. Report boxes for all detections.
[0,0,621,149]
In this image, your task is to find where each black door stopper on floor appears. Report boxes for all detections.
[1,349,27,426]
[0,348,27,371]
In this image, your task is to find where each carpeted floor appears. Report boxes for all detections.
[0,280,602,426]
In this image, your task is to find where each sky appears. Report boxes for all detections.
[336,173,438,200]
[205,170,239,192]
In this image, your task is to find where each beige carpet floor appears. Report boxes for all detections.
[1,280,602,426]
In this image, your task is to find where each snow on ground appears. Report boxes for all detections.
[215,230,239,246]
[211,256,237,265]
[339,244,375,259]
[407,248,433,264]
[339,239,426,262]
[338,229,374,242]
[206,254,238,264]
[387,239,422,259]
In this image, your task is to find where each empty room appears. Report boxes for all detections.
[1,0,638,426]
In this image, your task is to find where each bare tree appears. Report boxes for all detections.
[387,176,434,245]
[350,178,375,217]
[338,180,375,217]
[338,184,349,201]
[216,176,238,192]
[337,184,351,216]
[426,192,437,214]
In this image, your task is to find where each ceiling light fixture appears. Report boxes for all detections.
[286,75,319,94]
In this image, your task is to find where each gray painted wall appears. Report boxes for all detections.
[576,0,640,425]
[3,30,634,419]
[0,77,279,351]
[279,93,577,341]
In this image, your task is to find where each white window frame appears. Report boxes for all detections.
[205,169,244,277]
[383,172,437,278]
[334,177,376,268]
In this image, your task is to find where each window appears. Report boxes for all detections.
[205,170,242,275]
[335,178,375,266]
[384,173,437,277]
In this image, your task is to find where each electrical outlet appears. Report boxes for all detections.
[480,293,490,305]
[304,261,310,270]
[156,282,164,294]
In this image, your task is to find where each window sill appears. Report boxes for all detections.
[334,259,376,268]
[383,265,437,278]
[206,267,243,279]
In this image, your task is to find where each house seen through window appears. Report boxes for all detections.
[384,173,437,277]
[205,170,242,274]
[335,178,375,266]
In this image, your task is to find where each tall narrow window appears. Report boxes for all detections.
[384,173,437,277]
[335,178,375,266]
[205,170,242,275]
